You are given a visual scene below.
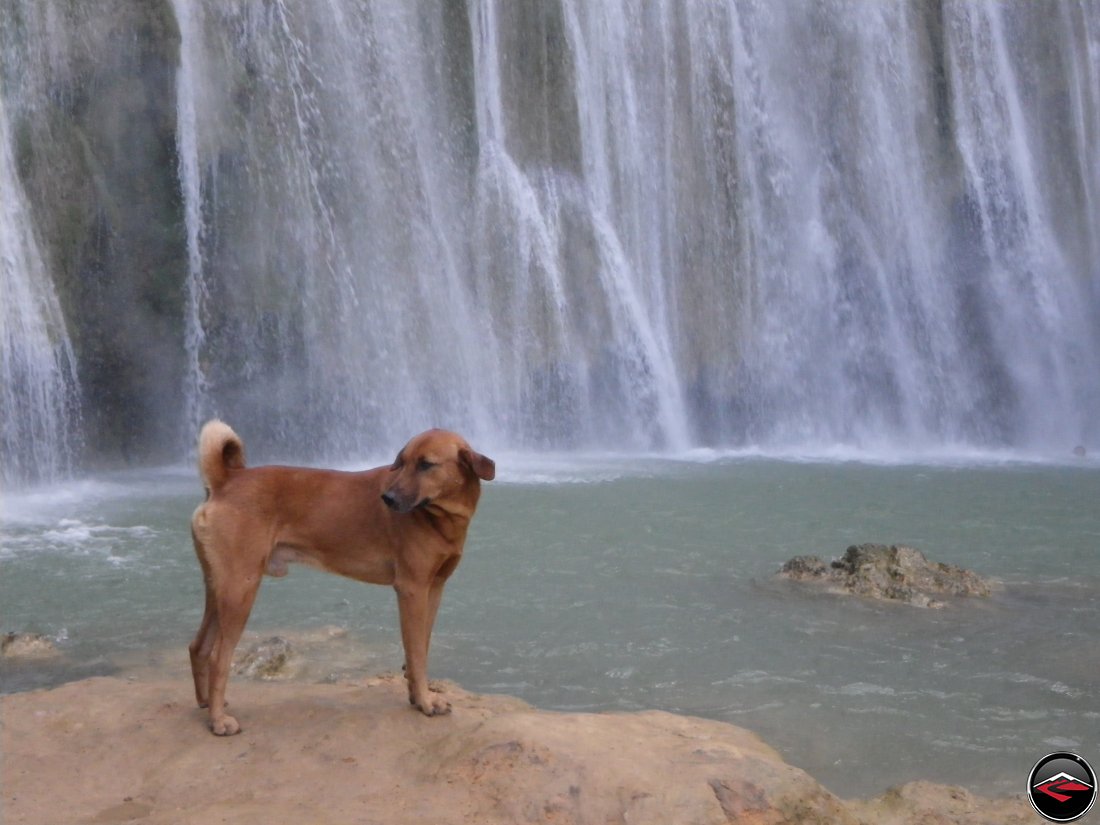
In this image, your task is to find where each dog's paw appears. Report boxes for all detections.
[412,694,452,717]
[210,714,242,736]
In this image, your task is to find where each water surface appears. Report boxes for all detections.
[2,454,1097,797]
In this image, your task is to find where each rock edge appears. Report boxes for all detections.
[1,675,1030,825]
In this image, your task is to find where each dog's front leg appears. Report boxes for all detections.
[394,581,451,716]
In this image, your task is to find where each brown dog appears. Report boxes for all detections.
[188,420,495,735]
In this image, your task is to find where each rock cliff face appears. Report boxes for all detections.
[3,0,187,465]
[778,544,995,608]
[1,675,1031,825]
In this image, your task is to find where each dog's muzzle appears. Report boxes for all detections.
[381,491,430,513]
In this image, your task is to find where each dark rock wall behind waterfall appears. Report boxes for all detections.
[1,0,1099,478]
[2,0,187,469]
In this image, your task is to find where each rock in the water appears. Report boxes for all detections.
[778,544,994,607]
[233,636,298,680]
[1,632,60,659]
[777,555,831,579]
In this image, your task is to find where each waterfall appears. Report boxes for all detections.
[684,0,1100,451]
[172,1,486,455]
[0,94,79,483]
[169,0,694,455]
[2,0,1099,473]
[170,0,1099,458]
[0,0,81,488]
[173,0,211,446]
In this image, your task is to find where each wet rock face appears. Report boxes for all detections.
[778,544,994,608]
[7,0,187,467]
[777,555,830,579]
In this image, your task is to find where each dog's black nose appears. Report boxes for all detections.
[381,491,398,510]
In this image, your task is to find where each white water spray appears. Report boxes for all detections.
[0,95,78,482]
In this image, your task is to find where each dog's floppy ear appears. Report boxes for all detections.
[460,447,495,481]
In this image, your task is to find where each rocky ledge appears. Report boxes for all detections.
[2,675,1030,824]
[778,544,995,608]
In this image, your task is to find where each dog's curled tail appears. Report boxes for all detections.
[198,420,245,494]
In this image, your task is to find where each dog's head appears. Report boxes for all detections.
[381,429,495,515]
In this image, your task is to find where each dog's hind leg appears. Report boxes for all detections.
[189,578,218,708]
[204,572,261,736]
[188,525,219,708]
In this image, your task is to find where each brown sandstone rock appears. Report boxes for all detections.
[847,780,1032,824]
[0,675,1029,825]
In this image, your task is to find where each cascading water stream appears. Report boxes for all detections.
[172,0,211,444]
[0,77,79,484]
[171,0,1099,460]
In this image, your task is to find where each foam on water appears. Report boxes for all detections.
[0,516,157,564]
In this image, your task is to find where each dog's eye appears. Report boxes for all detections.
[417,458,436,472]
